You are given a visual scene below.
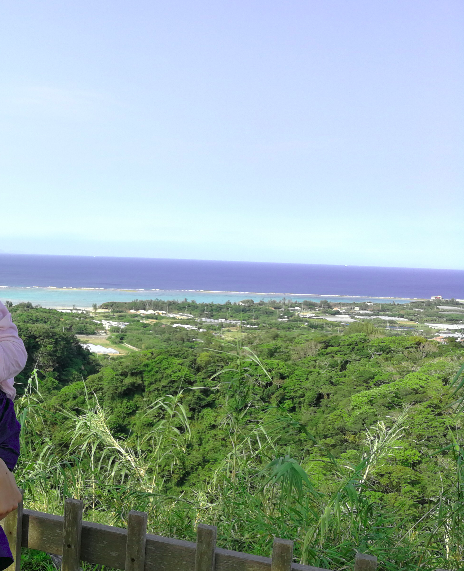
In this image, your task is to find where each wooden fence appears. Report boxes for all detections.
[15,493,460,571]
[0,495,454,571]
[0,495,378,571]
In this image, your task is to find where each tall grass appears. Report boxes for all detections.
[12,359,464,571]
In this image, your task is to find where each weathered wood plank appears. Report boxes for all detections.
[354,553,377,571]
[20,509,329,571]
[195,524,217,571]
[81,520,127,567]
[210,547,269,571]
[21,510,63,554]
[271,538,293,571]
[22,510,128,566]
[62,499,83,571]
[125,511,147,571]
[144,532,196,571]
[3,488,23,571]
[215,546,328,571]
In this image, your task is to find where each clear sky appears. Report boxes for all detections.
[0,1,462,269]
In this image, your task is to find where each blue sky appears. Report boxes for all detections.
[0,1,462,269]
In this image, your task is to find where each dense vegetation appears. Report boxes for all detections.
[10,303,99,390]
[8,298,464,570]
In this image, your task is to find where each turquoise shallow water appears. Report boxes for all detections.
[0,287,414,309]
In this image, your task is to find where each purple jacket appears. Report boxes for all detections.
[0,303,27,400]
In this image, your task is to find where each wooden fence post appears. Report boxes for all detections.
[271,538,293,571]
[4,488,23,571]
[195,524,217,571]
[354,552,377,571]
[62,499,83,571]
[125,511,147,571]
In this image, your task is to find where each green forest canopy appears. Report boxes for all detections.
[9,299,464,570]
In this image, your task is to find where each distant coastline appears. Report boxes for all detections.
[1,254,462,305]
[0,284,423,300]
[0,285,424,309]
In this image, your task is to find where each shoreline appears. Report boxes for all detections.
[0,285,424,302]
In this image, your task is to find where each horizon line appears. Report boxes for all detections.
[0,252,462,273]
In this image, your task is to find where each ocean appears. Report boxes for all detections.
[0,254,462,308]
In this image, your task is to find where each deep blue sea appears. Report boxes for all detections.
[0,254,462,308]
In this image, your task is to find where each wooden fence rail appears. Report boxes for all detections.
[0,494,443,571]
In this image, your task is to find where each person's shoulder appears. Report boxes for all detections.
[0,303,11,322]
